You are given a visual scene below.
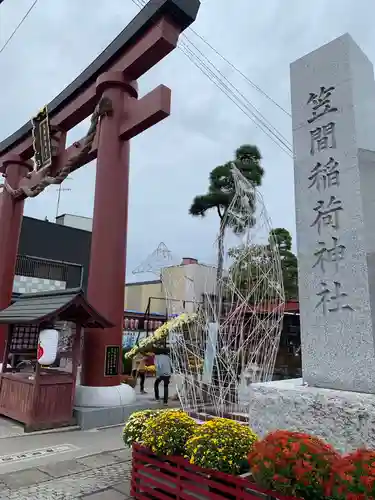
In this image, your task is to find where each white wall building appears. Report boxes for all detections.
[56,214,93,232]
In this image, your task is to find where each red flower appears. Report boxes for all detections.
[327,449,375,499]
[273,474,288,484]
[248,430,339,498]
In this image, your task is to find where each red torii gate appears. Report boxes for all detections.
[0,0,200,390]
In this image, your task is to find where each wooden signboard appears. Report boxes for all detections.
[31,106,52,171]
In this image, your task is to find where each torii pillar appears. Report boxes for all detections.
[0,156,33,355]
[79,73,169,393]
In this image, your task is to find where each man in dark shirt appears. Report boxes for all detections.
[154,351,172,405]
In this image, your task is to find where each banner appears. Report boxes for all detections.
[122,330,147,348]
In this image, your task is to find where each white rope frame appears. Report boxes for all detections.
[163,166,285,422]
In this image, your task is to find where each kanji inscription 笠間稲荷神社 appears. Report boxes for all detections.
[291,33,375,394]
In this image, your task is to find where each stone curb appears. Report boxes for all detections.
[10,425,81,439]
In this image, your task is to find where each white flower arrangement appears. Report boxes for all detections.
[124,312,197,360]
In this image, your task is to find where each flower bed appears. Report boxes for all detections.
[326,448,375,499]
[249,430,340,499]
[125,409,375,499]
[123,409,163,447]
[131,443,301,500]
[186,417,257,475]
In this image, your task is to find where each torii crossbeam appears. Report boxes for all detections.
[0,0,200,391]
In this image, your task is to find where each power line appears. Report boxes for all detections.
[132,0,293,157]
[0,0,292,156]
[179,41,292,155]
[180,35,292,153]
[188,29,291,118]
[132,0,293,156]
[0,0,38,56]
[137,0,291,125]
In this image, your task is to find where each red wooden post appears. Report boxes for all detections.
[0,324,12,373]
[0,155,33,354]
[71,323,82,407]
[81,72,135,387]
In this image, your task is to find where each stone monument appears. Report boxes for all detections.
[246,33,375,452]
[292,32,375,394]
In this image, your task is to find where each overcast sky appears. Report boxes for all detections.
[0,0,374,281]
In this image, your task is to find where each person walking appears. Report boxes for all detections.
[154,349,172,405]
[132,352,147,394]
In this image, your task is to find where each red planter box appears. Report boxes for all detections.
[131,443,300,500]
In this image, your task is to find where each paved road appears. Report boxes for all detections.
[0,445,132,499]
[0,425,125,476]
[0,426,132,498]
[0,377,181,498]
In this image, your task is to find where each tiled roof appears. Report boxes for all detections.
[0,288,112,328]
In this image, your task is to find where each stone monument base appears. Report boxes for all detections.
[247,378,375,452]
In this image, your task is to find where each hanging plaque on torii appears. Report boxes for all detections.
[0,0,201,389]
[31,106,53,171]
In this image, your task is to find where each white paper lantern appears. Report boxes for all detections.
[37,328,59,365]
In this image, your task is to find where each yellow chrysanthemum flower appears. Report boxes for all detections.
[124,312,197,359]
[185,417,258,475]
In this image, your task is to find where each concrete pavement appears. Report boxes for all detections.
[0,425,132,498]
[0,425,126,476]
[0,377,181,498]
[0,445,132,499]
[0,416,128,498]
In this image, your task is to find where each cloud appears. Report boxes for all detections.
[1,0,374,277]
